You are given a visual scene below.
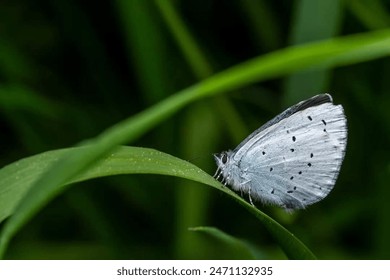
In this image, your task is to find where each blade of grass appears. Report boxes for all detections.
[0,146,315,259]
[189,226,258,259]
[154,0,213,78]
[240,0,282,51]
[155,0,248,143]
[346,0,390,30]
[1,29,390,257]
[0,85,63,152]
[116,0,172,103]
[284,0,343,105]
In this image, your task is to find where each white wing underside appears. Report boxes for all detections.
[230,102,347,209]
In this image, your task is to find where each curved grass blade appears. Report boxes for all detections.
[189,226,258,259]
[0,146,315,259]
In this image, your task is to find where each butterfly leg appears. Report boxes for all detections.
[213,167,221,180]
[238,180,254,205]
[248,187,255,207]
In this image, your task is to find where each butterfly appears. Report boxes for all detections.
[214,94,347,210]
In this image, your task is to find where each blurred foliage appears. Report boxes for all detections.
[0,0,390,259]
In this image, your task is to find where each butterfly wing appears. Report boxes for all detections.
[233,94,347,210]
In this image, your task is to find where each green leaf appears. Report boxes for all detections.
[0,146,315,259]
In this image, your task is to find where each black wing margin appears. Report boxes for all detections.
[234,93,333,152]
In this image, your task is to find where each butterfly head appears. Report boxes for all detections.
[213,151,231,168]
[213,150,236,183]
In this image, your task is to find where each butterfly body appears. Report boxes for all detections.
[214,94,347,210]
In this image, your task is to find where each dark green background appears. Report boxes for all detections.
[1,0,389,259]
